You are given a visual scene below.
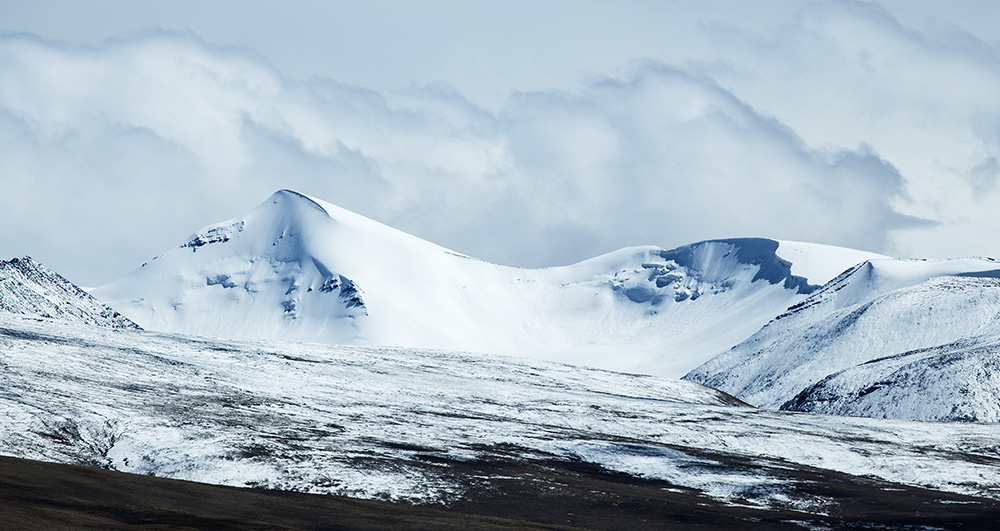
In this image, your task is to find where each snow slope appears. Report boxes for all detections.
[686,259,1000,417]
[93,189,881,377]
[2,312,1000,510]
[0,256,139,329]
[782,334,1000,421]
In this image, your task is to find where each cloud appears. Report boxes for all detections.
[0,29,922,284]
[698,0,1000,259]
[0,23,945,285]
[495,67,921,257]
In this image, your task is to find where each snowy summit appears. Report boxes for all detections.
[93,189,879,378]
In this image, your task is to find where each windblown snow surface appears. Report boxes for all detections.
[0,256,138,329]
[93,189,882,378]
[782,334,1000,421]
[686,259,1000,421]
[3,312,1000,513]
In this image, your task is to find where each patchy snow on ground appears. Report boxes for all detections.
[2,313,999,511]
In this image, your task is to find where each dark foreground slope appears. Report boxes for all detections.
[3,454,999,530]
[0,456,555,531]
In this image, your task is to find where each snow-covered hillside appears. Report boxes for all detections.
[3,312,1000,511]
[93,189,880,378]
[782,334,1000,421]
[0,256,138,329]
[686,259,1000,419]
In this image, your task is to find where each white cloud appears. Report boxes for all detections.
[498,68,920,255]
[698,1,1000,259]
[5,3,997,285]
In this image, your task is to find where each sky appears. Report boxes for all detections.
[2,1,1000,286]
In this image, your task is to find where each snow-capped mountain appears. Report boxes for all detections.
[93,189,881,378]
[7,196,1000,522]
[685,259,1000,419]
[0,256,139,329]
[72,189,1000,423]
[3,311,1000,513]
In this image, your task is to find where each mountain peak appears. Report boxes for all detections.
[179,189,343,256]
[93,190,887,378]
[268,189,331,217]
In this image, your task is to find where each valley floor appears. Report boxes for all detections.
[4,313,1000,528]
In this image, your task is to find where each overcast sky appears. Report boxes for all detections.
[3,1,1000,285]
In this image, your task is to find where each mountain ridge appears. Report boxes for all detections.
[92,189,883,378]
[0,256,139,329]
[684,258,1000,420]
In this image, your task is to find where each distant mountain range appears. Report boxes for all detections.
[90,189,880,379]
[8,189,1000,423]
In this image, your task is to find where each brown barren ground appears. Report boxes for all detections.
[1,454,998,530]
[0,457,1000,530]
